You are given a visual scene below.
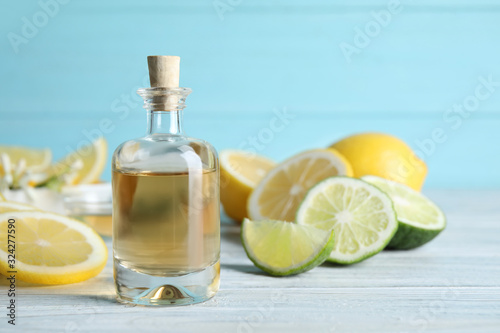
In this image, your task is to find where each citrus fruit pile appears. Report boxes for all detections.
[0,137,107,190]
[0,138,109,284]
[221,133,446,276]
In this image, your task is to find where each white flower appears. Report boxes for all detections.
[0,153,39,190]
[1,153,85,193]
[0,154,37,201]
[61,158,83,185]
[0,153,14,186]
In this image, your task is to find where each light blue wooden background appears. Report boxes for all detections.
[1,0,499,188]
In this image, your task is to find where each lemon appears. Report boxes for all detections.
[0,211,107,284]
[362,176,446,249]
[54,137,107,185]
[0,146,51,173]
[241,218,335,276]
[330,133,427,191]
[220,150,276,221]
[0,201,38,214]
[0,192,5,201]
[296,177,398,264]
[247,149,352,221]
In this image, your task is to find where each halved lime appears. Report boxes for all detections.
[362,175,446,250]
[241,218,335,276]
[296,177,398,264]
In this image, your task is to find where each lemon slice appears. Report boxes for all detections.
[362,176,446,249]
[0,146,52,173]
[0,201,38,214]
[247,149,353,221]
[220,150,276,221]
[241,218,335,276]
[55,137,107,185]
[296,177,398,264]
[0,211,108,284]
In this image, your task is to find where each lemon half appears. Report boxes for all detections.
[220,150,276,221]
[247,149,353,221]
[0,211,108,284]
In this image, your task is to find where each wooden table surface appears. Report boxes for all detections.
[2,190,500,332]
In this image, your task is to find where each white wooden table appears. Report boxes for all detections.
[2,190,500,332]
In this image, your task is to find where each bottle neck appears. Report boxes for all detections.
[147,110,184,136]
[137,87,192,137]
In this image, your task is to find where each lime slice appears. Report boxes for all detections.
[362,175,446,249]
[296,177,398,264]
[241,218,335,276]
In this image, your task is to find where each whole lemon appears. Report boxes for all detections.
[330,133,427,191]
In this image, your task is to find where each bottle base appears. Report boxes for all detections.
[114,259,220,306]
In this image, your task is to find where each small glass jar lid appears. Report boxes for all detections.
[62,183,112,216]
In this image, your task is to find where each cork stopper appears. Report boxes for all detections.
[147,55,180,88]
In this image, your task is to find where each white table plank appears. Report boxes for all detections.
[1,190,500,332]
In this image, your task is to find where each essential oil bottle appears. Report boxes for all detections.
[112,56,220,306]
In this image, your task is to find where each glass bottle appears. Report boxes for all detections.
[112,60,220,306]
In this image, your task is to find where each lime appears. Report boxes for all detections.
[362,175,446,249]
[241,218,335,276]
[296,177,398,264]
